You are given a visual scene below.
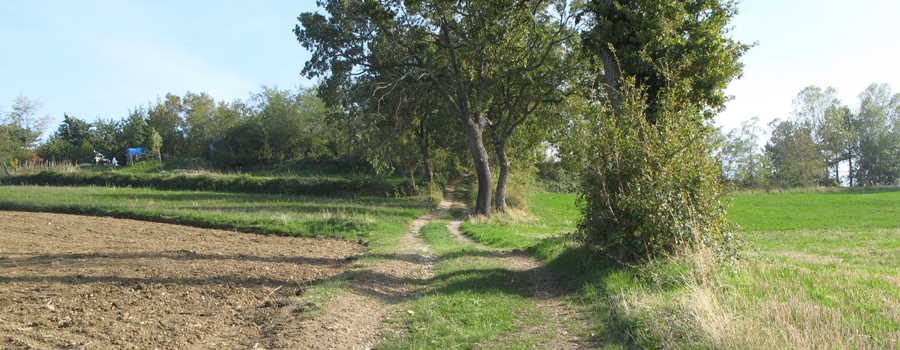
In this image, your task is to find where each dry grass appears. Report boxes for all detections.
[608,248,900,349]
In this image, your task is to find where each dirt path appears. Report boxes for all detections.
[439,179,596,349]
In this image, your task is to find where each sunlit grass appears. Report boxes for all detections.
[460,193,579,249]
[379,223,550,349]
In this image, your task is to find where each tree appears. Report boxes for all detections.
[583,0,751,121]
[565,80,734,262]
[296,0,577,217]
[718,116,771,187]
[764,119,826,187]
[182,92,218,157]
[791,85,853,184]
[147,94,185,158]
[2,95,54,150]
[854,83,900,185]
[486,31,578,211]
[570,0,749,260]
[58,113,92,148]
[148,128,163,168]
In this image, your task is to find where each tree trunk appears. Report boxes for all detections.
[847,150,854,186]
[493,137,510,213]
[416,120,434,184]
[462,115,492,217]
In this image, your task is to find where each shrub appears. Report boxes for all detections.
[562,83,738,262]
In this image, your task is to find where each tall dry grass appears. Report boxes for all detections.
[615,249,899,349]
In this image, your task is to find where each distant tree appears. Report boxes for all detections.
[90,118,122,162]
[182,92,218,157]
[718,117,771,188]
[854,83,900,185]
[57,113,92,148]
[765,119,826,187]
[122,107,149,150]
[39,114,95,163]
[148,128,163,168]
[791,86,853,184]
[147,94,185,158]
[2,95,54,150]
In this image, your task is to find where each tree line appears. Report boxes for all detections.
[719,83,900,189]
[1,86,470,181]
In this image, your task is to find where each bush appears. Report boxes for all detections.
[562,83,738,262]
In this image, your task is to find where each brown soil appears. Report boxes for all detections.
[0,211,363,349]
[0,177,596,349]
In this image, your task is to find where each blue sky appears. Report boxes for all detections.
[2,0,899,139]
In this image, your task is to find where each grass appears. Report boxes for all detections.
[460,188,900,349]
[0,185,430,245]
[460,192,580,249]
[379,223,552,349]
[730,187,900,231]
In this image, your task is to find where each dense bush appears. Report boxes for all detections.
[1,171,409,198]
[561,84,738,262]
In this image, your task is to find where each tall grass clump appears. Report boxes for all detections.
[561,82,739,262]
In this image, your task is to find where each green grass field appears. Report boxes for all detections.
[463,189,900,349]
[730,188,900,231]
[722,189,900,348]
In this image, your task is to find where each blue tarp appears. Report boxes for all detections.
[126,147,146,158]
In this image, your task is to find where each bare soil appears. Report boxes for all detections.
[0,211,363,349]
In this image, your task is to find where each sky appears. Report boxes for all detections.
[2,0,899,139]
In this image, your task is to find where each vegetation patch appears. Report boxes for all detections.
[0,185,429,240]
[380,223,548,349]
[1,170,413,198]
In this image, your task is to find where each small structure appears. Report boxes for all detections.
[126,147,146,165]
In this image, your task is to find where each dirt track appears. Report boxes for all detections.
[0,211,363,349]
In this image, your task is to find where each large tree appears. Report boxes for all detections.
[583,0,750,121]
[296,0,576,217]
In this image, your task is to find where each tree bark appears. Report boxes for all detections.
[463,113,492,217]
[492,136,510,213]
